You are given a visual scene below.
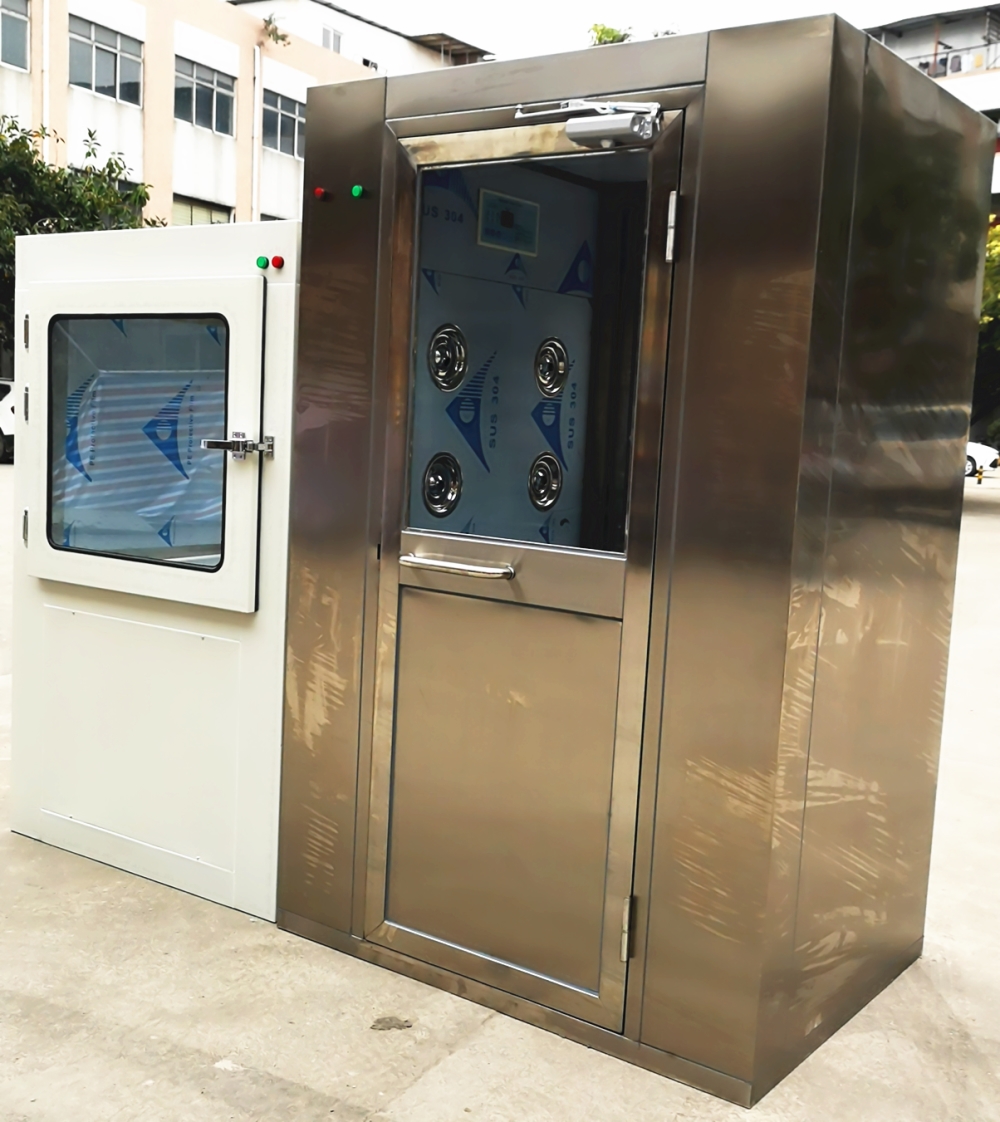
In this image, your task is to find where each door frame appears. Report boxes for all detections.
[363,104,684,1030]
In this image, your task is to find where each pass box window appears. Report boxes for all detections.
[48,315,230,570]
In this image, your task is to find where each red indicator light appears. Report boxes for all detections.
[313,186,330,200]
[271,255,285,269]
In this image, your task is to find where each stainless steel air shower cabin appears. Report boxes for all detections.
[277,16,993,1105]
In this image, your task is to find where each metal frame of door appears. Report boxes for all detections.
[362,100,684,1031]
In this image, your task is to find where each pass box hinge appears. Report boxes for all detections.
[201,432,274,460]
[665,191,679,263]
[620,895,634,962]
[23,314,28,349]
[22,509,28,546]
[22,385,28,422]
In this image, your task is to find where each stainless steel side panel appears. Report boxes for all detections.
[785,34,993,1080]
[383,588,622,1007]
[753,17,867,1094]
[385,35,708,120]
[277,78,386,934]
[639,17,842,1080]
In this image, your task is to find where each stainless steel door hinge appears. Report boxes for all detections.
[23,314,28,349]
[22,385,28,422]
[665,191,679,263]
[201,432,274,461]
[22,509,28,545]
[620,895,634,962]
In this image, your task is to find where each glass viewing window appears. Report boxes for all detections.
[407,150,650,552]
[68,15,142,104]
[174,57,235,136]
[48,315,229,570]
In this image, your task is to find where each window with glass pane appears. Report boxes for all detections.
[67,17,142,104]
[175,57,235,136]
[407,151,649,551]
[48,316,229,569]
[0,0,28,71]
[171,196,231,226]
[262,90,305,158]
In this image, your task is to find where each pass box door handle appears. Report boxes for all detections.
[201,432,274,460]
[399,554,515,580]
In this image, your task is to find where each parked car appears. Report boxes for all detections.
[0,380,13,462]
[966,440,999,477]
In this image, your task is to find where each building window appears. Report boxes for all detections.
[68,16,142,104]
[322,26,341,52]
[174,58,235,136]
[171,196,231,225]
[1,0,28,71]
[262,91,305,158]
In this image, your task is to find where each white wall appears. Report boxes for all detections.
[173,120,238,208]
[174,21,241,75]
[261,55,313,102]
[936,68,1000,111]
[0,66,31,127]
[67,0,146,39]
[67,86,144,179]
[238,0,448,76]
[260,147,302,218]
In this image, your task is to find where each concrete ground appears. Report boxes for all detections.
[1,460,999,1120]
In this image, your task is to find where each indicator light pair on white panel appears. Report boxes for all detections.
[256,255,285,270]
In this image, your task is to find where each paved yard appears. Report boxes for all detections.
[1,461,998,1120]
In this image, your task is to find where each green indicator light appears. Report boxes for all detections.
[351,184,365,198]
[256,255,269,269]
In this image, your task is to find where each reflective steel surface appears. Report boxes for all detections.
[782,31,993,1089]
[278,18,993,1105]
[384,587,622,1020]
[277,78,386,933]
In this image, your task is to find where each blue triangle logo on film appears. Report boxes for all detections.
[511,284,526,307]
[112,318,127,337]
[207,324,222,346]
[445,353,494,472]
[505,253,527,279]
[143,382,193,479]
[530,399,566,468]
[558,240,594,296]
[422,268,441,294]
[65,373,96,480]
[157,518,175,546]
[422,168,478,216]
[539,514,554,544]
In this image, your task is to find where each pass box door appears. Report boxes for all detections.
[23,276,265,613]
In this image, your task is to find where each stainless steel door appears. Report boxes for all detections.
[366,107,682,1030]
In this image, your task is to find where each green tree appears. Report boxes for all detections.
[0,116,155,358]
[589,24,631,46]
[974,220,1000,435]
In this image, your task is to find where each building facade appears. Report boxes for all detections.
[0,0,484,225]
[868,6,1000,195]
[231,0,489,76]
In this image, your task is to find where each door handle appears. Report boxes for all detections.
[399,554,515,580]
[201,431,274,460]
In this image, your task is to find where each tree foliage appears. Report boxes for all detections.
[0,116,155,352]
[980,219,1000,333]
[589,24,631,46]
[261,15,290,47]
